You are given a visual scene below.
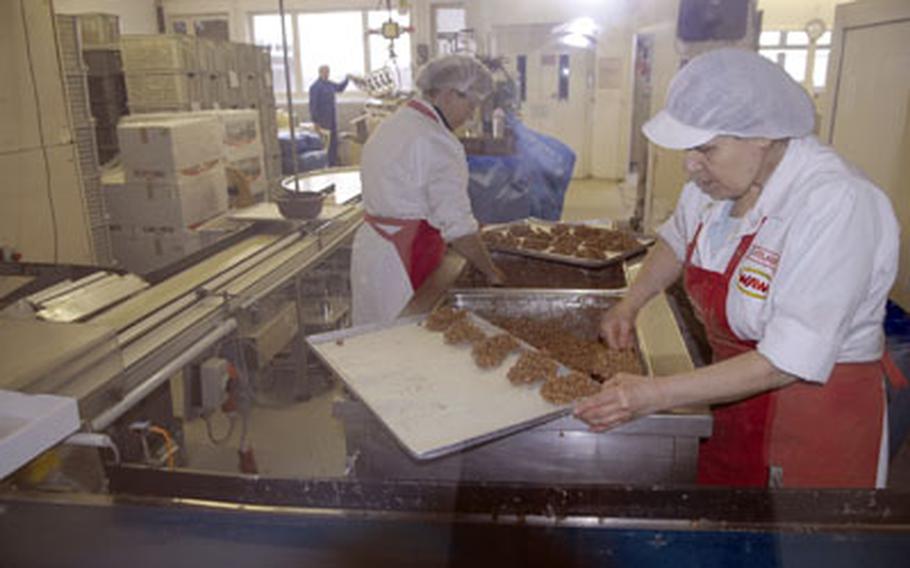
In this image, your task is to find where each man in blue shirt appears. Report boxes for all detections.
[308,65,350,166]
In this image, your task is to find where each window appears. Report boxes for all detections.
[251,14,295,93]
[297,11,365,92]
[169,13,230,41]
[367,10,412,90]
[434,6,466,56]
[250,9,415,97]
[759,29,831,91]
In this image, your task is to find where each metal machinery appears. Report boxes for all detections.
[1,182,909,565]
[0,170,362,481]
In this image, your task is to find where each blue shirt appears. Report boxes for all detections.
[308,77,349,129]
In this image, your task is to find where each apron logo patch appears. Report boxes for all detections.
[736,267,771,299]
[746,245,780,271]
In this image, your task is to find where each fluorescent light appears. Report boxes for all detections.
[553,17,598,49]
[564,17,598,37]
[560,33,593,49]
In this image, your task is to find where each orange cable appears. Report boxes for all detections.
[148,425,176,470]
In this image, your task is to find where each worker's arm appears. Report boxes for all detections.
[600,238,683,349]
[450,233,505,285]
[574,350,797,432]
[336,75,350,92]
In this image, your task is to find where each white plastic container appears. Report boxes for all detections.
[492,108,506,139]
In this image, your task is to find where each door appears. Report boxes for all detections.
[823,0,910,309]
[493,24,594,178]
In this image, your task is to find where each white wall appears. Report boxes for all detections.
[757,0,854,29]
[53,0,158,34]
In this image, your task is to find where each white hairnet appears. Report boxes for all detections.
[415,55,494,101]
[643,48,815,150]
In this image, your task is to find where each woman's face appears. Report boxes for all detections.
[435,88,479,130]
[684,136,772,200]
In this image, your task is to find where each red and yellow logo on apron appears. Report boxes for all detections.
[736,266,772,299]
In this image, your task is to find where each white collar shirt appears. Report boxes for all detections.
[359,97,479,242]
[658,136,901,382]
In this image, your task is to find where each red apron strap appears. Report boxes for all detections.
[406,99,440,123]
[883,350,910,389]
[684,222,704,265]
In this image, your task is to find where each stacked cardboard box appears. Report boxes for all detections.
[76,12,119,48]
[122,109,268,198]
[121,35,204,113]
[218,109,268,197]
[56,14,113,265]
[109,116,227,274]
[119,36,278,195]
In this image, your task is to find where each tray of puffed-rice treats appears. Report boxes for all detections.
[480,218,652,268]
[305,309,579,461]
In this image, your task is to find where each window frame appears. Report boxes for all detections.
[758,29,832,92]
[248,7,415,99]
[431,3,467,57]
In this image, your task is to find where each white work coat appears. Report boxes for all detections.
[351,99,478,325]
[659,136,901,383]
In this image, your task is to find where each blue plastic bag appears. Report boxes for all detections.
[885,301,910,459]
[466,115,575,224]
[278,129,323,153]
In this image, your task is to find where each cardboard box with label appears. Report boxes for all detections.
[118,116,222,183]
[109,225,204,275]
[104,161,228,230]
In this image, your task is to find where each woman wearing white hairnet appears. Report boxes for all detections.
[575,49,902,488]
[351,55,504,325]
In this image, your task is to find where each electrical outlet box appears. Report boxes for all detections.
[200,357,229,412]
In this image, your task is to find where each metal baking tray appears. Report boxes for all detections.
[306,314,575,461]
[443,289,653,378]
[453,252,628,291]
[483,218,652,268]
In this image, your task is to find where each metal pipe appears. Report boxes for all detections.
[91,319,238,431]
[278,0,300,194]
[65,432,121,465]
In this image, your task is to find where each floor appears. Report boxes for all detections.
[179,177,910,489]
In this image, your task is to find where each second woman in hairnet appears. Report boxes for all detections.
[351,55,504,325]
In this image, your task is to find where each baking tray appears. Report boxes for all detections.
[483,218,652,268]
[306,314,575,461]
[453,252,628,291]
[444,289,652,378]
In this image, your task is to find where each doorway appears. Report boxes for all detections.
[492,24,595,178]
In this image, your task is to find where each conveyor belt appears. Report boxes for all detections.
[93,233,280,331]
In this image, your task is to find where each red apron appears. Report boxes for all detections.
[362,99,448,291]
[364,213,445,291]
[684,220,886,488]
